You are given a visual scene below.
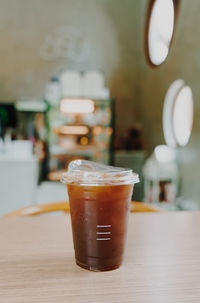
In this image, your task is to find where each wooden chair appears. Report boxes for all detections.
[4,201,161,217]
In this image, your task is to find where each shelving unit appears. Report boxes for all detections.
[47,98,115,180]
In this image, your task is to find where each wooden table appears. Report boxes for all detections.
[0,213,200,303]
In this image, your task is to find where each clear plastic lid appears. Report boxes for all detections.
[61,160,139,186]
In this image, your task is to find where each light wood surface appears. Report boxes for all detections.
[1,212,200,302]
[4,201,160,217]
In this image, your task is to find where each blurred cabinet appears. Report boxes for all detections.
[0,155,39,215]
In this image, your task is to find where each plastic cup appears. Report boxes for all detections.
[61,160,139,271]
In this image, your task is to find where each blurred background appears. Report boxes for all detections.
[0,0,199,215]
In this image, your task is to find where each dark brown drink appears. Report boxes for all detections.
[62,160,139,271]
[67,183,134,271]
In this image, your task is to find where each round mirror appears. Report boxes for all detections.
[163,80,194,147]
[172,86,193,146]
[145,0,180,67]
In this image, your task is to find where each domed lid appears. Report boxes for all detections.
[61,160,139,186]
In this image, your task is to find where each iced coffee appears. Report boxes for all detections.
[61,160,139,271]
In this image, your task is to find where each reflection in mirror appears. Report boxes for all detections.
[145,0,180,67]
[163,80,194,147]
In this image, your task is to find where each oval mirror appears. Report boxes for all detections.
[163,80,194,147]
[145,0,180,67]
